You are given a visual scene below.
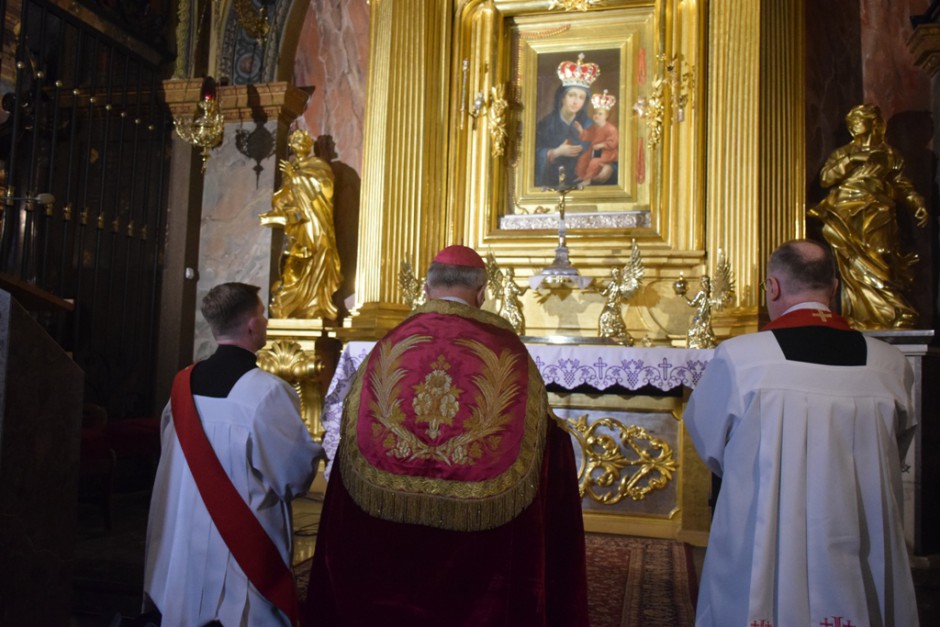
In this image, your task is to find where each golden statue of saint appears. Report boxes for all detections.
[261,129,342,320]
[809,104,928,329]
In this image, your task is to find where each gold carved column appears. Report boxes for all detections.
[758,0,805,310]
[705,0,803,334]
[350,0,454,338]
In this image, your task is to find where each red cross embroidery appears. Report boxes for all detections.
[811,310,832,323]
[750,621,773,627]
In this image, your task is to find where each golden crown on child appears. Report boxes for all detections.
[557,53,600,89]
[591,89,616,111]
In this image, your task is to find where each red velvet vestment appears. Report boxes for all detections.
[302,300,589,627]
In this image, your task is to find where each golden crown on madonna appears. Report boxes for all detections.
[557,53,600,89]
[591,89,616,111]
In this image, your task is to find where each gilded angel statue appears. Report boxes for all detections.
[485,253,527,335]
[399,258,427,311]
[674,251,735,349]
[598,239,645,346]
[260,129,342,320]
[808,104,927,329]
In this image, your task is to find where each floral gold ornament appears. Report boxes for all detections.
[598,239,645,346]
[487,84,509,158]
[233,0,271,44]
[673,250,735,349]
[398,257,427,310]
[367,335,519,466]
[633,53,694,149]
[560,414,677,504]
[173,76,225,173]
[413,354,464,439]
[257,339,324,439]
[547,0,605,11]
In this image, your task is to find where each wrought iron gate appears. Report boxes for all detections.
[0,0,172,416]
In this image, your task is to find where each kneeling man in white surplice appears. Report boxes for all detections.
[685,239,918,627]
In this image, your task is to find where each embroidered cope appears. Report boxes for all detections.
[339,299,547,531]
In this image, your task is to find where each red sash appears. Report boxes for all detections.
[170,366,299,626]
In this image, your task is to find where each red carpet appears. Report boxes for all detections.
[295,532,697,626]
[585,533,698,627]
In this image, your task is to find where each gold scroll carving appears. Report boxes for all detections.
[559,414,677,504]
[257,339,323,440]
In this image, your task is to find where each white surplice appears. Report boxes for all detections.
[144,368,322,627]
[685,330,918,627]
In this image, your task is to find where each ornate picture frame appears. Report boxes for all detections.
[451,0,703,262]
[508,10,654,223]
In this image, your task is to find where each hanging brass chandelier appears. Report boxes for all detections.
[173,76,224,173]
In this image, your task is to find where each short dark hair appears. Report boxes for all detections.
[426,262,487,291]
[201,283,261,338]
[769,240,836,292]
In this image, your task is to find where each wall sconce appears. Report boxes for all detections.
[633,53,694,149]
[174,76,225,173]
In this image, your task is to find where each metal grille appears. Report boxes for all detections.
[0,0,171,416]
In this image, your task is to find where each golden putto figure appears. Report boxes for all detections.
[485,254,527,335]
[261,129,342,320]
[598,239,645,346]
[809,104,928,329]
[674,251,735,349]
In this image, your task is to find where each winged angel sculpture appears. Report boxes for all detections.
[598,239,645,346]
[485,253,527,335]
[674,250,736,349]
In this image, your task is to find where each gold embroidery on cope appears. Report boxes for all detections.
[370,337,521,466]
[340,299,548,531]
[412,354,463,440]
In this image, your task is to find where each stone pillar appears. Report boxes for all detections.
[154,81,308,407]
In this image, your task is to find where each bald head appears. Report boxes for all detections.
[765,240,839,320]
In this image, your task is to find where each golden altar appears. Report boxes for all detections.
[260,0,809,548]
[319,340,714,546]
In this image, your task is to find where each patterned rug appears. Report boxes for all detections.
[294,532,697,626]
[586,533,698,627]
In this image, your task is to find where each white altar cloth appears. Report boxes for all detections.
[320,341,714,476]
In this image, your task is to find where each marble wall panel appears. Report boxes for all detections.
[805,0,863,207]
[860,0,935,325]
[293,0,370,175]
[193,121,279,360]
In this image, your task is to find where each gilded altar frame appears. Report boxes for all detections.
[439,0,710,342]
[448,0,704,267]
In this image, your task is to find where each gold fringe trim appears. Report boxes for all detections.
[339,304,548,532]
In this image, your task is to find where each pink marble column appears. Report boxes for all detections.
[292,0,370,175]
